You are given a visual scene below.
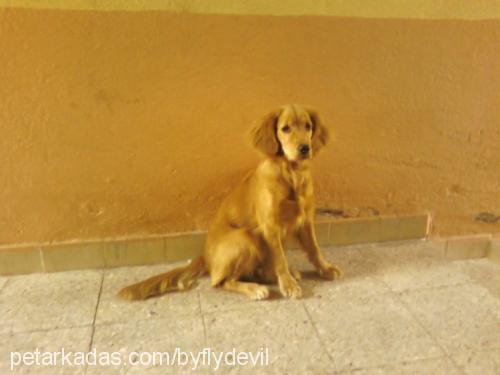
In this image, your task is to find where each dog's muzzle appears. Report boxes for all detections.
[298,144,310,157]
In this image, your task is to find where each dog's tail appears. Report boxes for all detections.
[117,256,206,301]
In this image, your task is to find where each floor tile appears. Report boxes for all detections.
[452,349,500,375]
[301,274,390,306]
[96,263,200,326]
[0,271,102,334]
[376,260,469,293]
[345,356,461,374]
[0,326,92,374]
[299,246,390,302]
[204,304,333,374]
[368,241,470,292]
[305,293,443,373]
[88,315,207,374]
[1,239,498,374]
[454,258,500,299]
[283,246,386,303]
[399,283,500,353]
[308,246,381,279]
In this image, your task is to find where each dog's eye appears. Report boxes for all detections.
[281,125,291,133]
[305,123,312,131]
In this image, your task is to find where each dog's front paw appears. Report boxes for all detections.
[319,263,343,280]
[278,276,302,299]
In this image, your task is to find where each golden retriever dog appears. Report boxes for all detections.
[119,104,342,301]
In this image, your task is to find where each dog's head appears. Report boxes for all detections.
[251,104,329,162]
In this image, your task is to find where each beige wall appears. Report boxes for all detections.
[0,4,499,245]
[1,0,499,19]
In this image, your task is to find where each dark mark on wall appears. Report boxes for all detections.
[474,212,499,224]
[316,207,381,218]
[316,208,345,218]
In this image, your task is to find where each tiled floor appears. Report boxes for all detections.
[0,240,498,374]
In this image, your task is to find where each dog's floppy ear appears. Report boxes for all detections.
[307,108,329,154]
[251,108,282,156]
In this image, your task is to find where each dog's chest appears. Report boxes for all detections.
[278,178,308,228]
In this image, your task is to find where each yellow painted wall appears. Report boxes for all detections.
[1,0,499,19]
[0,3,499,245]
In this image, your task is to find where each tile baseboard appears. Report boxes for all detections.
[3,212,478,276]
[443,234,491,260]
[487,236,500,265]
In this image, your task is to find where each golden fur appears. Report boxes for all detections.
[118,104,342,301]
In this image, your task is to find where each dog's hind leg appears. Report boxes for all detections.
[208,230,270,300]
[254,261,301,284]
[221,279,269,300]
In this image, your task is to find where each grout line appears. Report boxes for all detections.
[335,355,460,374]
[369,278,467,374]
[91,311,202,329]
[382,278,465,373]
[301,303,335,364]
[326,221,332,246]
[0,323,94,337]
[87,270,105,352]
[393,280,479,295]
[0,277,10,295]
[198,291,208,346]
[38,247,46,273]
[201,303,262,318]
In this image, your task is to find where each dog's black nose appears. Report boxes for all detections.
[299,144,310,156]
